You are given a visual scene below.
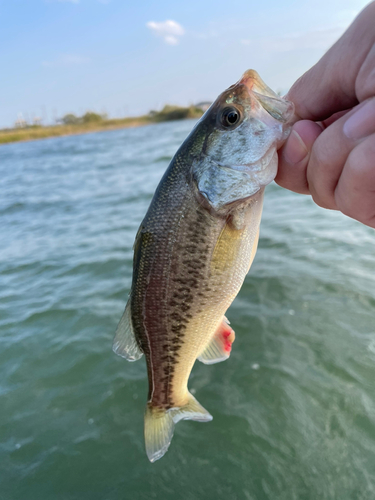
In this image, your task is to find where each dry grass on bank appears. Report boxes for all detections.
[0,106,204,145]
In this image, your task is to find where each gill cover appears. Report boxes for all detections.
[194,70,294,211]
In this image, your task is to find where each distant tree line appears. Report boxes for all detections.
[60,106,204,126]
[61,111,108,125]
[59,105,206,126]
[148,105,203,122]
[1,105,208,145]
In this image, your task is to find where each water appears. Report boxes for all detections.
[1,120,375,500]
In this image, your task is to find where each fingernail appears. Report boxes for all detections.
[343,99,375,140]
[283,130,308,164]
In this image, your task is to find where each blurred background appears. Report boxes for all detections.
[1,1,375,499]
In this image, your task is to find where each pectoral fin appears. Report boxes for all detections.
[198,317,235,364]
[113,300,143,361]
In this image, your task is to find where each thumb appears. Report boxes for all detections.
[276,120,323,194]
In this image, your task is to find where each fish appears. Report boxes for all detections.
[113,70,294,462]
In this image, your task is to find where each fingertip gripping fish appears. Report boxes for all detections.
[113,70,294,462]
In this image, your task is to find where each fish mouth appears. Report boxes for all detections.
[239,69,295,124]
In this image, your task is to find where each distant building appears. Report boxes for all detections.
[195,101,212,112]
[33,116,42,126]
[14,113,27,128]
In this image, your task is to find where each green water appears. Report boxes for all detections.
[1,120,375,499]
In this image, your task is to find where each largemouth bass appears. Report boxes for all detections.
[113,70,294,462]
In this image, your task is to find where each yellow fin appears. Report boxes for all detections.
[144,405,174,463]
[145,393,212,463]
[211,221,243,274]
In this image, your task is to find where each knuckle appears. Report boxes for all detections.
[310,191,336,210]
[306,133,344,210]
[310,141,330,171]
[341,205,375,228]
[335,183,375,228]
[309,179,338,210]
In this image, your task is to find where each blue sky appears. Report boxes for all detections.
[0,0,370,128]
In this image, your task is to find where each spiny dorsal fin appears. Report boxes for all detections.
[198,316,235,364]
[113,300,143,361]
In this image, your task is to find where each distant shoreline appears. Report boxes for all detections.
[0,106,204,146]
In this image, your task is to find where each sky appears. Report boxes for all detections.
[0,0,371,128]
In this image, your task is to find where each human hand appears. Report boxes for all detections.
[276,1,375,228]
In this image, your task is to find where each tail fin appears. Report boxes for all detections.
[144,393,212,463]
[144,405,174,463]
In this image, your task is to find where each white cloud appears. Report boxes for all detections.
[163,35,178,46]
[42,54,90,68]
[146,20,185,45]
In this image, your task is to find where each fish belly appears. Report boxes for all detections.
[169,196,263,406]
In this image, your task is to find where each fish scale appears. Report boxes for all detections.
[113,69,294,462]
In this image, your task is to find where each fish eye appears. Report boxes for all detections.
[220,107,241,128]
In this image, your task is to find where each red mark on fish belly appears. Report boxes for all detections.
[224,341,232,353]
[219,320,235,352]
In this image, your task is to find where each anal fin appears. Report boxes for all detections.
[198,316,235,365]
[113,300,143,361]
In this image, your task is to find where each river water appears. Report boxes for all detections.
[1,120,375,499]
